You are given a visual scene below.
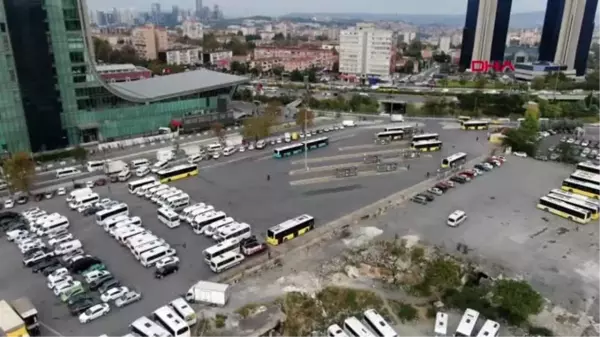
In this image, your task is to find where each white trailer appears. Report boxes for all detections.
[104,160,128,176]
[225,135,243,147]
[184,281,230,306]
[156,149,174,162]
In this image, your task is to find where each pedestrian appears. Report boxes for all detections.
[268,251,271,259]
[426,172,430,178]
[266,174,271,181]
[476,136,479,141]
[407,164,410,170]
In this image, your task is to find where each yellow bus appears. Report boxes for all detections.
[441,152,467,168]
[0,300,29,337]
[537,196,591,224]
[547,192,599,220]
[562,178,600,199]
[266,214,315,246]
[156,164,199,183]
[461,120,489,130]
[411,140,443,152]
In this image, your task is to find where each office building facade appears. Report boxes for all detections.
[0,0,247,153]
[339,23,395,79]
[539,0,598,76]
[459,0,513,71]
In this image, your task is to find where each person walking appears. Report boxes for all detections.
[266,174,271,181]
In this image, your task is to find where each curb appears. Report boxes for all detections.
[210,154,488,284]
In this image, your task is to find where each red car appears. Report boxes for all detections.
[460,170,476,178]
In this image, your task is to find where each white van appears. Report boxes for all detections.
[146,184,169,199]
[222,147,236,156]
[284,132,291,143]
[215,222,251,242]
[187,154,202,164]
[158,191,184,206]
[185,205,214,223]
[151,160,169,173]
[180,203,206,221]
[56,167,81,179]
[69,193,99,210]
[104,216,142,232]
[132,241,168,260]
[342,120,357,127]
[66,187,93,203]
[158,207,181,228]
[117,227,149,244]
[255,140,266,149]
[209,251,244,273]
[36,216,70,236]
[139,246,176,267]
[118,169,132,182]
[54,240,82,255]
[137,181,160,196]
[207,143,222,153]
[203,218,235,237]
[136,166,150,177]
[131,159,150,169]
[127,234,163,251]
[153,188,179,203]
[192,211,226,235]
[447,210,467,227]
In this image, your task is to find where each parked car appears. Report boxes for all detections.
[427,187,444,196]
[88,274,114,291]
[155,256,179,269]
[95,179,107,186]
[154,264,179,279]
[450,176,467,184]
[411,195,428,205]
[32,258,60,273]
[23,250,55,267]
[78,303,110,324]
[98,279,121,294]
[100,286,129,303]
[419,193,434,202]
[114,290,142,308]
[16,196,29,204]
[57,187,66,195]
[68,298,99,316]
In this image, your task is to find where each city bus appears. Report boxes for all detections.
[156,164,198,183]
[273,143,304,158]
[547,192,599,220]
[152,306,191,337]
[454,309,479,337]
[304,136,329,151]
[96,203,129,226]
[549,189,600,207]
[86,160,106,172]
[375,130,404,141]
[130,316,171,337]
[461,120,489,130]
[562,178,600,199]
[363,309,397,337]
[128,177,158,194]
[569,170,600,186]
[411,140,443,152]
[411,133,439,142]
[384,125,415,134]
[441,152,467,168]
[343,316,375,337]
[476,320,500,337]
[576,162,600,175]
[537,195,591,224]
[266,214,315,246]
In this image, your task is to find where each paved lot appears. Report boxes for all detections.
[0,120,492,336]
[360,156,599,319]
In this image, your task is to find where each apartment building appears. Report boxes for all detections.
[339,23,395,79]
[132,24,168,60]
[252,45,338,72]
[202,50,233,68]
[181,20,203,39]
[161,47,202,65]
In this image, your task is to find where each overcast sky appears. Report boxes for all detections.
[88,0,556,17]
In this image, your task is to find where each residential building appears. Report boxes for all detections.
[161,47,202,65]
[96,64,152,83]
[398,32,416,44]
[439,36,451,53]
[182,20,203,39]
[132,24,168,60]
[538,0,598,76]
[0,0,247,153]
[514,62,576,81]
[202,50,233,68]
[252,46,337,72]
[459,0,513,71]
[339,23,395,80]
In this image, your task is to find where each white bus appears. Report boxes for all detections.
[157,190,183,206]
[476,319,500,337]
[203,217,235,237]
[146,184,169,199]
[549,188,600,206]
[152,306,190,337]
[180,203,206,222]
[128,177,157,194]
[327,324,349,337]
[203,237,241,263]
[86,160,106,172]
[116,227,149,244]
[214,222,251,242]
[576,161,600,175]
[103,214,131,231]
[126,233,160,250]
[133,241,168,260]
[192,211,227,235]
[68,193,99,210]
[343,316,376,337]
[152,188,179,203]
[36,217,70,236]
[434,312,448,337]
[131,158,150,169]
[185,205,214,223]
[96,203,129,226]
[140,246,176,267]
[158,207,181,228]
[130,316,171,337]
[167,195,190,211]
[455,309,479,337]
[209,251,244,273]
[363,309,397,337]
[570,170,600,185]
[169,298,197,326]
[56,167,81,179]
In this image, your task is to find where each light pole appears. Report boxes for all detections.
[303,75,309,171]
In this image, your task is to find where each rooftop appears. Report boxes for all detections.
[109,69,248,102]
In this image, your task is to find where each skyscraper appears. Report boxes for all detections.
[539,0,599,76]
[458,0,513,71]
[195,0,203,18]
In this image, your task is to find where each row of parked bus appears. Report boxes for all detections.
[374,125,444,152]
[327,309,397,337]
[537,161,600,224]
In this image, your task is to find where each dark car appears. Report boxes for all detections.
[411,195,428,205]
[89,274,115,291]
[154,264,179,279]
[434,183,449,192]
[450,176,467,184]
[68,298,98,316]
[67,293,94,306]
[70,257,102,273]
[98,279,121,294]
[42,264,64,276]
[32,258,60,273]
[16,196,29,204]
[34,194,45,202]
[419,193,434,202]
[473,164,488,171]
[82,206,102,217]
[95,178,107,186]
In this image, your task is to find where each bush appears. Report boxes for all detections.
[393,302,418,322]
[528,325,554,336]
[442,286,498,320]
[492,279,543,325]
[214,314,227,328]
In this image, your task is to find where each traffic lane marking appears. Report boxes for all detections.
[40,321,65,337]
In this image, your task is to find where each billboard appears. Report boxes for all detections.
[470,60,515,73]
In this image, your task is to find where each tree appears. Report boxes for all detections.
[211,122,226,145]
[230,61,248,74]
[295,108,314,132]
[242,116,273,141]
[72,146,87,164]
[272,66,284,77]
[421,258,462,297]
[202,34,221,51]
[525,103,540,120]
[530,77,546,90]
[264,101,282,119]
[2,152,35,193]
[492,279,543,325]
[557,142,577,163]
[458,76,467,86]
[474,75,487,89]
[272,33,285,41]
[503,113,539,155]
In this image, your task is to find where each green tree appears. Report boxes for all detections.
[72,146,87,164]
[242,116,273,141]
[230,61,248,74]
[530,77,546,90]
[272,32,285,41]
[474,75,487,89]
[2,152,35,193]
[272,66,284,77]
[538,100,563,118]
[492,279,543,325]
[202,34,221,50]
[295,108,314,132]
[503,113,539,155]
[421,258,462,297]
[211,122,226,145]
[458,76,467,86]
[438,78,449,87]
[557,142,577,163]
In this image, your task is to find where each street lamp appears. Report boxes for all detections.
[303,75,309,171]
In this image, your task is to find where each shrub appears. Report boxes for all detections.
[395,302,418,322]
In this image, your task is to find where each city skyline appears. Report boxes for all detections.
[87,0,560,16]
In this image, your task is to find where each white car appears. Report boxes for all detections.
[212,153,220,159]
[427,187,444,196]
[4,199,14,209]
[513,151,527,158]
[53,280,81,296]
[19,240,45,254]
[6,229,30,242]
[239,146,246,153]
[48,233,74,247]
[155,256,180,269]
[79,303,110,324]
[84,270,111,284]
[100,286,129,303]
[57,187,66,196]
[248,143,255,150]
[48,275,74,290]
[582,140,590,147]
[86,181,94,188]
[47,268,69,282]
[567,138,575,144]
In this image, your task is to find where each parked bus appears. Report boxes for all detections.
[152,306,190,337]
[363,309,397,337]
[128,177,157,194]
[96,203,129,226]
[208,251,245,273]
[156,164,199,183]
[454,309,479,337]
[384,124,415,133]
[411,140,443,152]
[537,196,591,224]
[457,115,471,122]
[139,246,176,267]
[434,312,448,337]
[266,214,315,246]
[461,120,489,130]
[343,316,375,337]
[411,133,439,142]
[203,237,241,263]
[130,316,171,337]
[570,170,600,186]
[56,167,81,179]
[157,207,181,228]
[169,298,197,326]
[441,152,467,168]
[476,319,500,337]
[576,162,600,175]
[272,137,329,158]
[375,130,404,142]
[86,160,105,172]
[562,178,600,199]
[327,324,349,337]
[136,181,161,197]
[549,189,600,207]
[167,194,190,211]
[547,192,599,220]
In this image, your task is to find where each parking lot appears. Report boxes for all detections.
[0,120,493,336]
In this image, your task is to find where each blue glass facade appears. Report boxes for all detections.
[459,0,480,71]
[539,0,565,62]
[490,0,512,62]
[574,0,598,76]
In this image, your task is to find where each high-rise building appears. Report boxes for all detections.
[195,0,203,18]
[182,20,203,39]
[458,0,513,71]
[151,2,161,24]
[538,0,598,76]
[439,36,451,53]
[339,23,395,79]
[131,24,168,60]
[0,0,247,153]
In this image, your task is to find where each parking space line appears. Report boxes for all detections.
[39,321,64,337]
